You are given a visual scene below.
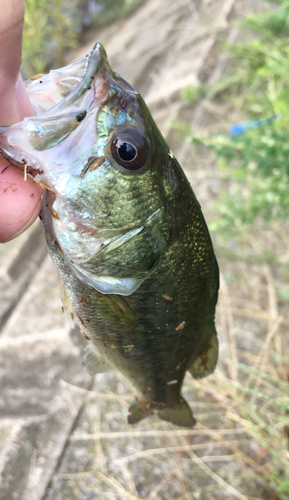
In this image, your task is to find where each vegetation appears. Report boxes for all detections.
[22,0,80,76]
[181,0,289,236]
[177,2,289,498]
[22,0,141,76]
[91,0,141,28]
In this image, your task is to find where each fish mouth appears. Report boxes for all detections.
[0,43,112,184]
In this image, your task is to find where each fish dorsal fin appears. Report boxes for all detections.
[189,327,218,379]
[83,343,114,375]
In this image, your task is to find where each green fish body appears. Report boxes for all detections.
[0,44,219,427]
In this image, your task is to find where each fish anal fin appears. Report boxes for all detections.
[189,327,218,379]
[158,397,196,428]
[127,398,153,424]
[83,343,114,375]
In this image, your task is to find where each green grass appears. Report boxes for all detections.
[180,0,289,235]
[177,3,289,497]
[22,0,141,76]
[22,0,80,76]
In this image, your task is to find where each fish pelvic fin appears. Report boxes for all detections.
[127,397,196,428]
[59,283,75,328]
[83,342,114,375]
[189,326,218,379]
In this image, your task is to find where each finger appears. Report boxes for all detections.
[0,0,34,123]
[0,163,43,242]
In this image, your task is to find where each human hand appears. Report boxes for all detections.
[0,0,44,243]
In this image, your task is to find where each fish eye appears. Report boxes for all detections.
[111,130,148,170]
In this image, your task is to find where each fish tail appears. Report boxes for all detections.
[127,397,196,428]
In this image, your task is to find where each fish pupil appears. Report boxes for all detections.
[118,142,136,162]
[111,129,148,171]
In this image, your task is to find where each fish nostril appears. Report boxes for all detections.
[76,111,87,122]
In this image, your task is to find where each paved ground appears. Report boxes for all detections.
[0,1,263,499]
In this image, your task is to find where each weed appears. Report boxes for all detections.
[22,0,80,76]
[22,0,141,77]
[175,2,289,497]
[180,0,289,235]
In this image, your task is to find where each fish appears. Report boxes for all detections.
[0,43,219,427]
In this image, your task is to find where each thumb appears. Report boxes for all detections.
[0,0,43,243]
[0,0,34,123]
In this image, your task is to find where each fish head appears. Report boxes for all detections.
[0,43,175,295]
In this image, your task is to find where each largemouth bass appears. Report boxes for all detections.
[0,44,219,427]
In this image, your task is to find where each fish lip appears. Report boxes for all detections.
[45,42,111,116]
[0,43,111,180]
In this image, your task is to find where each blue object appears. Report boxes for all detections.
[230,113,281,136]
[230,123,246,135]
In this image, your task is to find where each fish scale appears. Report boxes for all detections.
[0,43,219,427]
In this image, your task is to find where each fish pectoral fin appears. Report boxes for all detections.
[158,397,196,428]
[83,343,114,375]
[189,326,218,379]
